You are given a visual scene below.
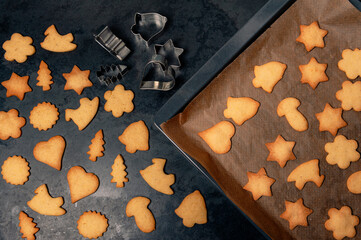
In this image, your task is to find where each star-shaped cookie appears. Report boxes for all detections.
[296,21,328,52]
[280,198,313,230]
[1,72,32,100]
[315,103,347,136]
[243,168,275,201]
[299,57,328,89]
[265,135,296,168]
[63,65,92,95]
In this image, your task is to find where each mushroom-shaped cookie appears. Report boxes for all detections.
[126,196,155,233]
[277,97,308,132]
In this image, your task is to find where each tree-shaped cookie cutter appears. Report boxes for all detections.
[96,64,128,86]
[131,12,167,46]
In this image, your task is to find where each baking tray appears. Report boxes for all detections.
[154,0,361,239]
[154,0,295,238]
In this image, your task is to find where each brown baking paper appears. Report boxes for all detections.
[161,0,361,239]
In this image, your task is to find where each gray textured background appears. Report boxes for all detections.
[0,0,268,239]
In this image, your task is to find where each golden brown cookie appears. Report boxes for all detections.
[277,97,308,132]
[315,103,347,136]
[63,65,92,95]
[347,171,361,194]
[36,60,53,91]
[325,206,359,240]
[336,80,361,111]
[67,166,99,203]
[223,97,260,125]
[2,33,35,63]
[1,72,32,100]
[252,61,287,93]
[104,84,134,118]
[118,120,149,153]
[1,156,30,185]
[87,130,105,162]
[126,196,155,233]
[77,211,108,239]
[65,97,99,131]
[296,21,327,52]
[287,159,324,190]
[33,135,65,171]
[29,102,59,131]
[19,211,39,240]
[280,198,313,230]
[265,135,296,168]
[140,158,175,195]
[324,135,360,169]
[299,57,328,89]
[0,109,26,140]
[337,48,361,80]
[243,168,275,200]
[27,184,66,216]
[198,121,235,154]
[40,25,77,52]
[110,154,128,188]
[174,190,207,227]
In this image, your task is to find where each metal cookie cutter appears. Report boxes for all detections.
[140,40,184,91]
[131,12,167,46]
[96,64,128,86]
[154,39,183,71]
[94,26,131,61]
[140,61,175,91]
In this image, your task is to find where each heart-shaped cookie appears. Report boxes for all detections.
[33,135,66,171]
[67,166,99,203]
[198,121,235,154]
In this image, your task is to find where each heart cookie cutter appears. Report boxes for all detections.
[94,26,131,61]
[131,12,167,46]
[140,39,184,91]
[140,61,175,91]
[96,64,128,86]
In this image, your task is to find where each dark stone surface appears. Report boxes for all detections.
[0,0,268,239]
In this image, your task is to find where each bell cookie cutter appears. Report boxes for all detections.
[131,12,167,46]
[96,64,128,86]
[94,26,131,61]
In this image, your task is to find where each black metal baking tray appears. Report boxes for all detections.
[154,0,298,238]
[155,0,361,239]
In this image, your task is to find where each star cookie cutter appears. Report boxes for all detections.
[140,61,175,91]
[154,39,183,72]
[131,12,167,46]
[96,64,128,86]
[94,26,131,61]
[140,40,184,91]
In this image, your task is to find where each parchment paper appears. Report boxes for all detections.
[161,0,361,239]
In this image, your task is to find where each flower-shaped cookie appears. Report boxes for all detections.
[336,81,361,111]
[2,33,36,63]
[0,109,26,140]
[325,206,359,240]
[337,48,361,80]
[104,84,134,118]
[324,135,360,169]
